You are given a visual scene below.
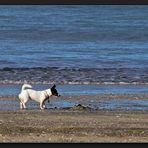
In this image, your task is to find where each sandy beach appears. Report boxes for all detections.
[0,94,148,143]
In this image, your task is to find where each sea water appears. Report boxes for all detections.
[0,5,148,84]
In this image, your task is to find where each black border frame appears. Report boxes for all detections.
[0,0,148,147]
[0,0,148,5]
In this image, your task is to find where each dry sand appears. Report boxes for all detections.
[0,94,148,143]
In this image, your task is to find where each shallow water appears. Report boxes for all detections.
[97,99,148,111]
[0,100,76,110]
[0,84,148,95]
[0,99,148,111]
[0,84,148,111]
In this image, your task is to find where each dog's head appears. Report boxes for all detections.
[51,84,60,97]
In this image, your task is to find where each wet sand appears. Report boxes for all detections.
[0,94,148,143]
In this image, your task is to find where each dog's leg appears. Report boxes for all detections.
[43,104,46,108]
[22,97,29,109]
[22,102,27,109]
[19,95,24,109]
[40,102,44,110]
[19,98,26,109]
[42,101,46,109]
[20,102,23,109]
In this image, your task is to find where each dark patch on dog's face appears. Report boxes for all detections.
[51,84,59,96]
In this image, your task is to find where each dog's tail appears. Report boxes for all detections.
[21,84,32,91]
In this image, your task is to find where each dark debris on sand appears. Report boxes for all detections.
[55,103,95,111]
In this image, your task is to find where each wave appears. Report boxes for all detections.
[1,80,148,85]
[0,67,148,85]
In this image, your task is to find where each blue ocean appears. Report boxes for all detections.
[0,5,148,84]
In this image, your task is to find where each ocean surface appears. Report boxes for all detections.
[0,5,148,84]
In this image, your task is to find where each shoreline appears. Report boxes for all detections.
[0,94,148,142]
[0,94,148,111]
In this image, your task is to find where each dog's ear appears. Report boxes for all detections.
[51,84,56,89]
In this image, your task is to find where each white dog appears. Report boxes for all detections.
[18,84,60,110]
